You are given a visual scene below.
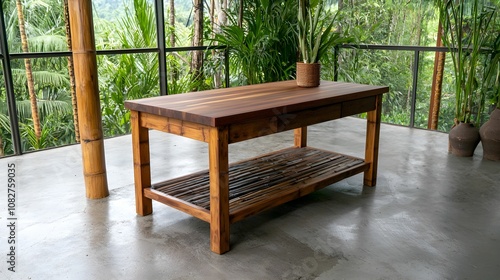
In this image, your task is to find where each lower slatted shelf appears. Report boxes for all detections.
[146,147,369,223]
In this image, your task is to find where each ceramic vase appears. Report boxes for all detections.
[449,122,480,157]
[479,108,500,161]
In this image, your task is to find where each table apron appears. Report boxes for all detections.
[229,95,377,144]
[139,112,211,143]
[136,96,377,145]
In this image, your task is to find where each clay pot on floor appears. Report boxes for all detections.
[449,122,480,157]
[479,108,500,161]
[296,62,320,88]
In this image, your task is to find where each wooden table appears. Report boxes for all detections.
[125,80,388,254]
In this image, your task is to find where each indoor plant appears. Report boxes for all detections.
[296,0,348,87]
[438,0,496,156]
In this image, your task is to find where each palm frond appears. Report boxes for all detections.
[11,68,69,89]
[38,99,72,118]
[16,99,72,121]
[32,71,70,88]
[19,121,51,150]
[0,113,11,134]
[118,0,157,48]
[29,35,68,52]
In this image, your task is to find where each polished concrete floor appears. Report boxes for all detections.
[0,117,499,279]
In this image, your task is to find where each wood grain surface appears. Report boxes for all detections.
[125,81,389,127]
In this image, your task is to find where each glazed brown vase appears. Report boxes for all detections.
[479,108,500,161]
[449,122,480,157]
[296,62,320,88]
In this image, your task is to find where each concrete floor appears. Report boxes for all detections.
[0,117,499,279]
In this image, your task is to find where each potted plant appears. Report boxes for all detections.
[296,0,348,87]
[438,0,496,156]
[479,29,500,161]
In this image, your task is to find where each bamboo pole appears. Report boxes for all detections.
[68,0,109,199]
[16,0,42,140]
[64,0,80,143]
[428,21,445,130]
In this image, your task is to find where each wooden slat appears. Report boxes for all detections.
[125,81,389,127]
[144,188,210,222]
[230,161,368,223]
[150,147,368,225]
[140,112,210,143]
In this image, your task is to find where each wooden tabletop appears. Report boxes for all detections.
[124,80,389,127]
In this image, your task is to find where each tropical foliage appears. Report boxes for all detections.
[483,14,500,109]
[330,0,467,131]
[438,0,496,126]
[1,0,73,155]
[97,0,159,136]
[297,0,350,64]
[213,0,298,85]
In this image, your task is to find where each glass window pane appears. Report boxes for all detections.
[11,56,76,152]
[163,0,193,48]
[98,52,160,137]
[438,52,463,132]
[165,48,227,93]
[94,0,157,50]
[6,0,67,53]
[414,51,432,130]
[337,48,414,126]
[0,67,14,157]
[341,0,438,47]
[415,51,452,132]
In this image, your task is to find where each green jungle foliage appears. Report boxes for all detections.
[1,0,74,155]
[214,0,298,85]
[331,0,447,129]
[0,0,498,156]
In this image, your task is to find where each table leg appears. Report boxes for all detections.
[209,127,230,254]
[131,111,153,216]
[364,94,382,187]
[294,127,307,148]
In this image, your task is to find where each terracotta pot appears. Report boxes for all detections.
[296,62,320,88]
[449,122,480,157]
[479,108,500,161]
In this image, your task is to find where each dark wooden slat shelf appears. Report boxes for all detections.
[147,147,369,223]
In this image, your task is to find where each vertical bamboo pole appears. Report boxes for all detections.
[68,0,109,199]
[428,21,445,130]
[63,0,80,143]
[191,0,204,82]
